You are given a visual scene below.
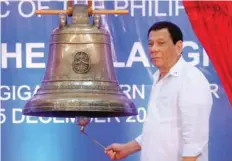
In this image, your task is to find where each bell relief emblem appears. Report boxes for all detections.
[72,52,91,74]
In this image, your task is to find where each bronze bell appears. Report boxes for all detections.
[23,4,137,120]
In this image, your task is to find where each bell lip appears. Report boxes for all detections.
[22,109,138,118]
[23,93,138,118]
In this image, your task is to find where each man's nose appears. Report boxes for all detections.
[149,47,159,56]
[150,44,159,52]
[149,51,156,58]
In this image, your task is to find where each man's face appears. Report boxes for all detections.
[148,28,182,69]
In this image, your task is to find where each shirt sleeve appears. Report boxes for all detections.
[135,134,142,145]
[179,70,213,157]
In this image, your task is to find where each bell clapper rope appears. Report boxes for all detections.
[76,117,106,149]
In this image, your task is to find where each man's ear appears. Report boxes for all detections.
[175,40,183,56]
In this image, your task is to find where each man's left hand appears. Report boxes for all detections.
[182,157,197,161]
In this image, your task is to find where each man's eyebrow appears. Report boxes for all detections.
[148,38,165,41]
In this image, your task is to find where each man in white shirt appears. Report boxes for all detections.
[104,21,213,161]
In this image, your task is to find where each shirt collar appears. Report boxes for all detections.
[168,56,185,77]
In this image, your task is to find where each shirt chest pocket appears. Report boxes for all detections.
[156,87,178,122]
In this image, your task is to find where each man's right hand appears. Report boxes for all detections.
[104,140,141,160]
